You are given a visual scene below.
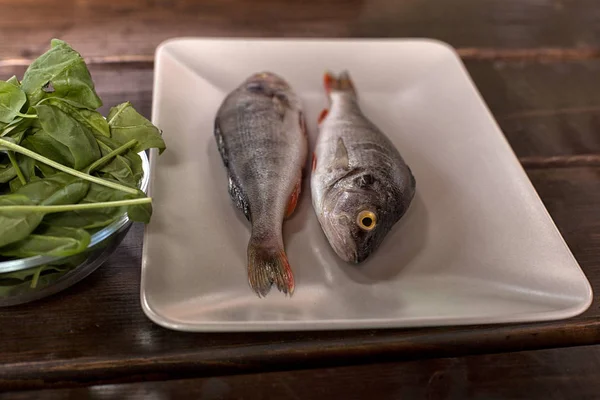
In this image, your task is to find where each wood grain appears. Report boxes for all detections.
[2,0,600,60]
[1,166,599,389]
[466,60,600,158]
[2,345,600,399]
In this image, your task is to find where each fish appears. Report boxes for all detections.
[214,72,308,297]
[310,71,416,264]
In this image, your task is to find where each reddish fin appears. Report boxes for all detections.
[318,109,329,124]
[248,240,295,297]
[311,153,317,172]
[285,179,301,218]
[324,72,334,94]
[323,70,356,95]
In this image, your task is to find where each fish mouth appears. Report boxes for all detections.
[320,214,358,263]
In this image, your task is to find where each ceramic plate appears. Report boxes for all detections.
[141,38,592,332]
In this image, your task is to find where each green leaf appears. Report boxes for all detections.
[35,161,59,178]
[0,194,44,248]
[43,98,110,138]
[94,137,141,187]
[6,76,20,87]
[6,154,36,191]
[1,116,33,144]
[21,39,102,109]
[0,264,74,296]
[22,131,76,168]
[0,160,16,184]
[0,81,27,124]
[34,103,101,170]
[9,176,40,195]
[125,190,152,223]
[107,102,166,154]
[43,183,150,229]
[0,226,90,258]
[43,183,126,229]
[14,173,89,205]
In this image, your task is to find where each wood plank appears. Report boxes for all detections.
[1,0,600,60]
[0,166,599,390]
[2,345,600,399]
[466,59,600,158]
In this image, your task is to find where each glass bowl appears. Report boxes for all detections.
[0,151,150,307]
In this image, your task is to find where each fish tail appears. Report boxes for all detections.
[247,235,295,297]
[324,70,356,95]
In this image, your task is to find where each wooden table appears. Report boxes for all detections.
[2,0,600,398]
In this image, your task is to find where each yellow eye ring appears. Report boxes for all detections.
[357,210,377,231]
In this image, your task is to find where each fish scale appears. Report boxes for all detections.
[311,71,416,264]
[214,72,307,297]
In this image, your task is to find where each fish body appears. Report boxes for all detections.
[214,72,307,297]
[311,71,416,263]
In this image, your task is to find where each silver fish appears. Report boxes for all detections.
[311,71,416,263]
[214,72,308,297]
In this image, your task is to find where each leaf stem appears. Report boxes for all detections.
[86,139,137,174]
[15,112,37,119]
[0,197,151,213]
[31,266,43,288]
[7,151,26,185]
[0,138,139,195]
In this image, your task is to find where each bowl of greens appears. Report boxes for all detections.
[0,39,165,306]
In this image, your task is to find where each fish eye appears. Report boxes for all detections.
[357,210,377,231]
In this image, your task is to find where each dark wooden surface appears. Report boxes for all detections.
[1,0,600,396]
[2,0,600,59]
[3,345,600,400]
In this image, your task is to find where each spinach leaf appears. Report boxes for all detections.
[0,264,73,296]
[0,80,27,124]
[98,154,137,188]
[94,137,141,187]
[6,76,20,87]
[125,189,152,223]
[43,183,126,229]
[0,161,15,184]
[23,131,75,168]
[14,173,89,205]
[34,104,101,170]
[6,154,36,191]
[107,102,166,154]
[44,98,110,138]
[44,182,150,229]
[2,118,32,144]
[0,194,44,248]
[21,39,102,110]
[35,161,59,178]
[0,226,90,258]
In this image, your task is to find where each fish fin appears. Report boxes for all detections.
[228,173,251,221]
[285,178,302,219]
[318,109,329,124]
[248,239,295,297]
[332,137,350,170]
[324,70,356,95]
[214,118,229,168]
[312,153,317,172]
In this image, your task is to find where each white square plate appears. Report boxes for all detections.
[141,38,592,332]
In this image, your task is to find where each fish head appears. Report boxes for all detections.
[242,72,294,97]
[320,172,400,264]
